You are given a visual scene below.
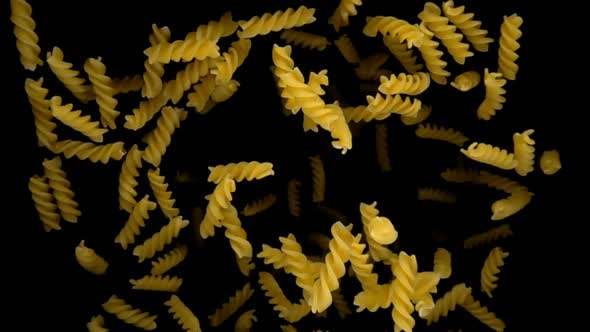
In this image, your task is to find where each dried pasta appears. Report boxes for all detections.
[10,0,42,71]
[375,124,392,172]
[490,189,532,221]
[418,187,457,203]
[29,175,61,231]
[364,16,425,48]
[102,294,157,330]
[130,274,183,292]
[280,30,330,51]
[401,104,431,126]
[334,34,360,64]
[221,205,253,259]
[279,234,317,302]
[442,1,493,52]
[477,69,507,120]
[133,216,190,262]
[235,309,257,332]
[211,39,252,84]
[426,283,471,325]
[148,168,180,219]
[258,271,311,323]
[112,74,144,95]
[115,195,157,249]
[143,107,188,167]
[415,123,468,147]
[200,177,236,239]
[87,315,109,332]
[207,161,275,184]
[382,35,423,74]
[309,155,326,203]
[142,24,170,98]
[460,294,506,332]
[540,150,561,175]
[391,251,418,332]
[348,235,380,291]
[498,14,523,80]
[513,129,535,176]
[208,282,255,327]
[242,193,277,216]
[42,156,81,223]
[415,23,450,84]
[378,72,431,96]
[238,6,317,39]
[46,46,93,103]
[331,289,352,318]
[480,247,509,297]
[450,70,481,91]
[433,248,452,279]
[151,244,188,275]
[463,224,513,249]
[84,57,120,129]
[366,93,422,119]
[24,78,58,148]
[119,144,143,213]
[359,202,396,262]
[50,96,107,143]
[460,142,518,170]
[328,0,363,32]
[165,295,202,332]
[287,179,302,217]
[75,240,109,275]
[52,139,126,163]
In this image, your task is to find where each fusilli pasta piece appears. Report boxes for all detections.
[102,294,157,330]
[280,30,330,51]
[382,35,423,74]
[238,6,316,39]
[376,124,392,172]
[378,72,430,96]
[360,202,396,262]
[119,144,143,212]
[200,177,236,239]
[461,294,506,332]
[442,1,493,52]
[426,283,471,325]
[151,244,188,275]
[366,93,422,119]
[258,271,311,323]
[242,193,277,216]
[473,170,527,193]
[133,216,189,262]
[477,69,507,120]
[460,142,518,170]
[418,187,456,203]
[491,189,532,221]
[87,315,109,332]
[115,195,157,249]
[287,179,302,217]
[148,168,180,219]
[84,57,120,129]
[130,274,183,292]
[498,14,523,80]
[309,155,326,203]
[165,295,202,332]
[46,47,93,103]
[29,175,61,231]
[433,248,452,279]
[368,216,397,245]
[480,247,509,297]
[279,234,317,302]
[24,78,58,148]
[415,23,450,84]
[235,309,257,332]
[353,282,392,312]
[348,235,380,291]
[364,16,425,48]
[143,33,219,65]
[412,271,440,318]
[236,255,256,277]
[540,150,561,175]
[391,251,418,332]
[112,74,144,95]
[187,75,216,113]
[415,123,468,146]
[75,240,109,275]
[334,34,360,64]
[450,70,480,91]
[42,156,81,223]
[513,129,535,176]
[10,0,42,71]
[211,80,240,103]
[328,0,363,32]
[143,106,188,167]
[52,140,126,164]
[142,24,170,98]
[50,96,107,143]
[401,104,431,126]
[208,283,255,327]
[463,224,513,249]
[208,161,275,184]
[221,205,253,259]
[211,39,252,84]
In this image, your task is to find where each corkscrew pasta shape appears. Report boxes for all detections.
[382,35,423,74]
[42,156,81,223]
[208,282,255,327]
[433,248,452,279]
[460,142,518,170]
[221,205,253,259]
[29,175,61,232]
[450,70,481,92]
[364,16,425,48]
[235,309,257,332]
[49,96,107,143]
[164,295,202,332]
[102,294,158,330]
[143,107,188,167]
[287,179,302,217]
[401,104,431,126]
[115,195,157,249]
[52,140,126,163]
[366,93,422,119]
[480,247,509,297]
[359,202,396,262]
[75,240,109,275]
[148,168,180,219]
[133,216,189,262]
[309,155,326,203]
[426,283,471,325]
[463,224,513,249]
[237,6,317,39]
[498,14,523,80]
[87,315,109,332]
[477,69,507,120]
[130,274,183,292]
[200,177,236,239]
[390,251,418,332]
[415,123,468,147]
[461,294,506,332]
[513,129,535,176]
[207,161,275,184]
[142,24,170,98]
[490,189,532,221]
[540,150,561,175]
[415,23,450,84]
[258,271,311,323]
[10,0,43,71]
[328,0,363,32]
[119,145,143,213]
[24,78,58,148]
[442,1,494,52]
[334,34,360,64]
[280,30,330,51]
[418,187,457,203]
[151,244,188,275]
[46,46,93,103]
[378,72,431,96]
[242,193,277,216]
[211,38,252,84]
[84,57,120,129]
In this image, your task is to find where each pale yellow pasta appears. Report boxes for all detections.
[133,216,189,262]
[211,39,252,84]
[463,224,513,249]
[480,247,509,298]
[426,283,471,325]
[118,145,143,213]
[42,156,81,223]
[348,235,380,291]
[334,34,360,64]
[280,30,330,51]
[412,271,440,318]
[50,96,107,142]
[375,124,392,172]
[242,193,277,216]
[460,142,518,170]
[491,189,532,221]
[29,174,61,232]
[415,123,468,146]
[364,16,425,48]
[164,295,202,332]
[115,195,157,249]
[10,0,42,71]
[474,170,528,194]
[147,168,180,219]
[24,78,58,148]
[142,24,170,98]
[258,271,311,323]
[52,139,126,163]
[102,294,157,330]
[433,248,452,279]
[208,283,255,327]
[328,0,363,32]
[46,47,94,103]
[208,161,275,184]
[353,282,392,312]
[477,69,507,120]
[151,244,188,275]
[359,202,396,262]
[130,274,183,292]
[450,71,481,92]
[221,205,253,259]
[235,309,257,332]
[211,80,240,103]
[540,150,561,175]
[498,14,523,80]
[236,255,256,277]
[368,216,397,245]
[460,294,506,332]
[186,75,216,113]
[112,74,144,95]
[278,234,317,302]
[200,177,236,239]
[401,104,431,126]
[87,315,109,332]
[440,167,479,183]
[382,35,423,74]
[513,129,535,176]
[366,93,422,118]
[309,155,326,203]
[75,240,109,275]
[391,251,418,332]
[143,107,188,167]
[415,23,450,84]
[442,1,494,52]
[378,72,430,96]
[238,6,317,39]
[84,57,120,129]
[287,179,302,217]
[418,187,457,203]
[325,102,352,153]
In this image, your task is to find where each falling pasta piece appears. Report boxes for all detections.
[75,240,109,275]
[539,150,562,175]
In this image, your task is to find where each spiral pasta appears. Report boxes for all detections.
[364,16,425,48]
[415,123,468,147]
[242,193,277,216]
[279,234,318,302]
[42,156,81,223]
[115,195,157,249]
[375,124,392,172]
[29,175,61,232]
[130,274,183,292]
[186,75,216,113]
[433,248,452,279]
[366,93,422,119]
[450,70,481,91]
[426,283,471,325]
[378,72,431,96]
[460,142,518,170]
[143,107,188,167]
[25,78,58,148]
[211,38,252,84]
[111,74,144,95]
[208,282,255,327]
[221,205,253,259]
[258,271,311,323]
[463,224,513,249]
[368,216,397,245]
[491,189,532,221]
[477,69,507,120]
[143,34,219,65]
[382,35,423,74]
[309,155,326,203]
[481,247,509,298]
[540,150,561,175]
[471,170,527,193]
[46,47,94,103]
[280,29,330,51]
[334,34,360,64]
[442,1,494,52]
[133,216,189,262]
[147,168,180,219]
[151,244,188,275]
[75,240,109,275]
[208,161,275,184]
[415,23,450,85]
[498,14,523,80]
[50,96,108,142]
[84,57,120,129]
[412,271,440,318]
[87,315,109,332]
[164,295,202,332]
[359,202,396,262]
[238,6,316,39]
[418,187,456,203]
[328,0,363,32]
[287,179,302,217]
[142,24,170,98]
[353,283,391,312]
[390,251,417,332]
[235,309,257,332]
[200,177,236,239]
[10,0,42,71]
[211,79,240,103]
[461,294,506,332]
[52,139,126,164]
[348,235,380,291]
[401,104,431,126]
[102,294,157,330]
[118,145,143,212]
[513,129,535,176]
[236,255,256,277]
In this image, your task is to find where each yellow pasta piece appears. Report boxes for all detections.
[498,14,523,80]
[236,255,255,277]
[130,274,183,292]
[433,248,452,279]
[375,124,392,172]
[415,123,468,146]
[348,235,380,291]
[418,187,457,203]
[147,168,180,219]
[391,251,418,332]
[460,294,506,332]
[368,216,397,245]
[463,224,513,249]
[75,240,109,275]
[280,30,330,51]
[477,69,507,120]
[87,315,109,332]
[426,283,471,325]
[50,96,108,143]
[151,244,188,275]
[208,282,255,327]
[238,6,316,39]
[133,216,189,262]
[378,72,431,96]
[364,16,425,48]
[480,247,509,297]
[52,139,126,164]
[442,1,494,52]
[10,0,42,71]
[112,74,144,95]
[513,129,535,176]
[382,35,424,74]
[309,155,326,203]
[42,156,81,223]
[440,167,479,183]
[366,93,422,118]
[235,309,257,332]
[200,177,236,239]
[258,271,311,323]
[24,78,58,148]
[211,80,240,103]
[415,22,450,84]
[329,0,363,32]
[143,107,188,167]
[491,189,532,221]
[84,57,120,129]
[211,39,252,84]
[460,142,518,170]
[29,175,61,232]
[46,47,94,103]
[165,295,202,332]
[450,70,481,92]
[353,282,392,312]
[102,294,157,330]
[540,150,562,175]
[221,205,253,259]
[287,179,302,217]
[359,202,396,262]
[208,161,275,184]
[186,75,216,113]
[401,104,431,126]
[412,271,440,318]
[242,193,277,216]
[115,195,157,249]
[474,170,528,194]
[334,34,360,64]
[118,145,143,213]
[142,24,170,98]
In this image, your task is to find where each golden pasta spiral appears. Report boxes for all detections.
[211,80,240,103]
[461,294,506,332]
[353,283,392,312]
[236,256,256,277]
[412,272,440,318]
[187,75,217,113]
[475,170,527,194]
[463,224,513,249]
[450,70,481,91]
[115,195,157,249]
[24,78,58,148]
[378,72,430,96]
[42,156,81,223]
[142,24,170,98]
[426,283,471,325]
[513,129,535,176]
[258,271,311,323]
[75,240,109,275]
[52,139,126,163]
[364,16,425,48]
[280,30,330,51]
[391,251,417,332]
[498,14,523,80]
[328,0,363,32]
[147,168,180,219]
[164,294,202,332]
[460,142,518,170]
[211,39,252,84]
[118,144,143,213]
[221,205,253,259]
[102,294,157,330]
[242,193,277,216]
[368,216,397,245]
[165,60,213,104]
[87,315,108,332]
[46,46,94,103]
[10,0,42,71]
[238,6,317,39]
[309,155,326,203]
[375,124,392,172]
[433,248,452,279]
[279,234,317,301]
[112,74,144,95]
[477,69,507,120]
[235,309,257,332]
[401,104,431,125]
[84,57,120,129]
[143,38,219,65]
[208,283,255,327]
[481,247,509,297]
[151,244,188,275]
[415,123,468,146]
[440,167,478,183]
[334,34,360,64]
[348,235,379,291]
[540,150,561,175]
[133,216,189,262]
[287,179,302,217]
[359,202,396,262]
[382,35,423,74]
[143,106,188,167]
[50,96,107,143]
[130,274,183,292]
[258,245,288,270]
[415,23,450,85]
[29,175,61,232]
[442,1,493,52]
[490,189,532,221]
[208,161,275,184]
[201,177,237,239]
[366,93,422,118]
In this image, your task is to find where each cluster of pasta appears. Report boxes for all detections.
[15,0,562,331]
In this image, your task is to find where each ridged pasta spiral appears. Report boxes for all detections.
[450,70,481,91]
[10,0,42,71]
[415,23,450,84]
[118,145,143,212]
[280,30,330,51]
[143,106,188,167]
[142,24,170,98]
[151,244,188,275]
[84,57,120,129]
[143,36,219,65]
[383,35,423,74]
[481,247,509,297]
[376,124,392,172]
[221,205,253,259]
[415,123,468,146]
[491,189,532,221]
[364,16,425,48]
[236,255,256,277]
[418,2,473,64]
[391,251,418,332]
[368,216,397,245]
[208,283,255,327]
[42,156,81,223]
[53,140,126,163]
[87,315,108,332]
[238,6,316,39]
[359,202,396,262]
[426,283,471,325]
[29,175,61,232]
[164,295,202,332]
[133,216,189,262]
[412,272,440,318]
[513,129,535,176]
[328,0,363,32]
[75,240,109,275]
[498,14,523,80]
[235,309,257,332]
[24,78,58,148]
[130,274,183,292]
[208,161,275,184]
[366,93,422,119]
[461,142,518,170]
[353,283,392,312]
[102,294,157,330]
[187,75,217,113]
[477,69,507,120]
[334,34,360,64]
[440,167,479,183]
[279,234,317,302]
[46,47,93,103]
[242,193,277,216]
[311,222,355,313]
[200,177,236,239]
[210,80,239,104]
[49,96,107,143]
[309,155,326,203]
[148,168,180,219]
[112,74,144,95]
[401,104,431,126]
[463,224,513,249]
[325,102,353,154]
[442,1,493,52]
[475,171,528,194]
[258,271,311,323]
[433,248,452,279]
[540,150,561,175]
[211,39,252,84]
[287,179,302,217]
[348,235,380,291]
[165,60,213,104]
[461,294,506,332]
[115,195,157,249]
[378,72,430,96]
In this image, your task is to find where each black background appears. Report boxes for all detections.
[6,0,573,331]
